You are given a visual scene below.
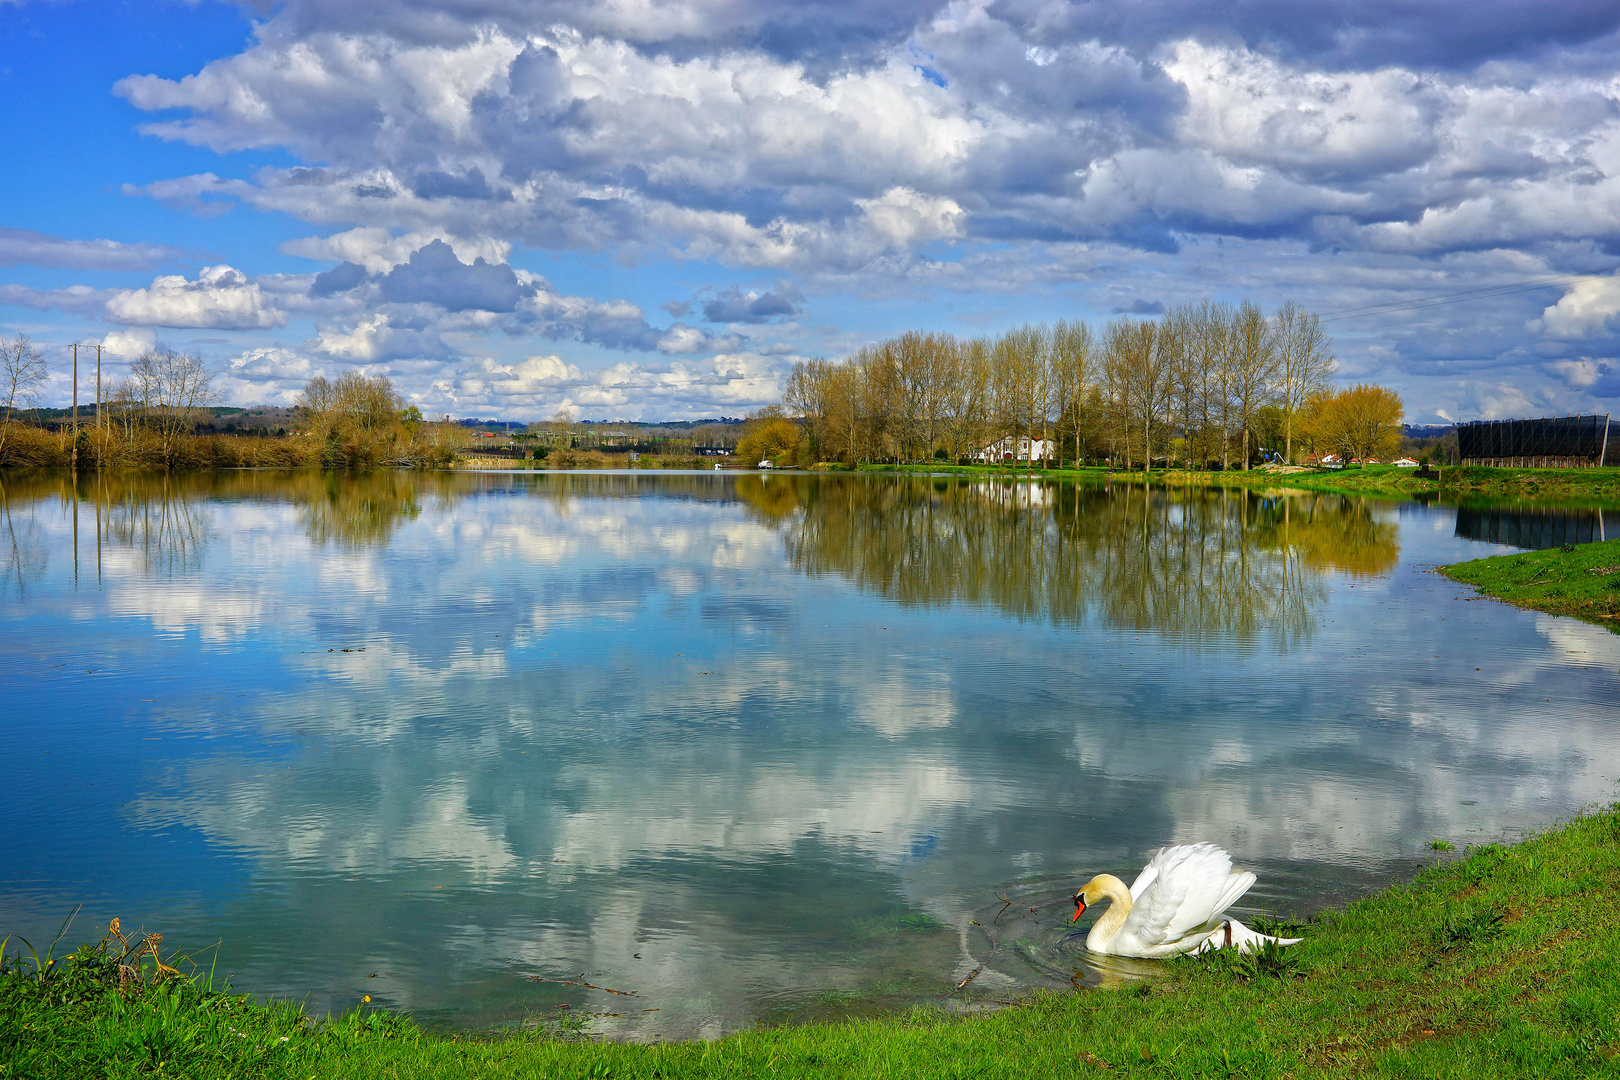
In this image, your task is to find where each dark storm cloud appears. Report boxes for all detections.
[410,167,499,201]
[308,261,369,298]
[701,287,803,324]
[379,240,525,312]
[227,0,1620,76]
[262,0,943,72]
[992,0,1620,71]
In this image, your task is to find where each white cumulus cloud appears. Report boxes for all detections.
[1533,278,1620,339]
[105,265,287,330]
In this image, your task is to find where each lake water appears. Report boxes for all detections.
[2,470,1618,1039]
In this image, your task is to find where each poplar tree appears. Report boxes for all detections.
[1273,300,1336,464]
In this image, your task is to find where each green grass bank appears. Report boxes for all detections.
[8,806,1620,1078]
[861,461,1620,502]
[1441,538,1620,626]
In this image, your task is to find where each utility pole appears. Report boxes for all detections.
[71,344,79,466]
[96,344,102,434]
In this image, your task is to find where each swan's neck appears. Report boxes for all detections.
[1084,874,1134,951]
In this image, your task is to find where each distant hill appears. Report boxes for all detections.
[453,416,746,429]
[19,405,295,425]
[1403,423,1455,438]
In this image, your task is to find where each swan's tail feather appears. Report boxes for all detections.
[1194,919,1302,953]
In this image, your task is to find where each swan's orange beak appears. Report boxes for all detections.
[1070,898,1086,924]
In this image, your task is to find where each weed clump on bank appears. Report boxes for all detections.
[0,915,418,1078]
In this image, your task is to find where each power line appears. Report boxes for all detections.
[1320,266,1620,323]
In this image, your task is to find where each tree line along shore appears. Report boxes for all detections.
[1,337,748,470]
[9,304,1426,475]
[741,300,1418,471]
[6,804,1619,1078]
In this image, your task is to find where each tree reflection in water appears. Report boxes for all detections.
[737,474,1399,647]
[1,471,1402,639]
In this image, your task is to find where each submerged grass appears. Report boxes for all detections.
[1441,537,1620,626]
[8,806,1620,1077]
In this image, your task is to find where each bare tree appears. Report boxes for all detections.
[297,374,338,420]
[1195,302,1237,470]
[1107,317,1172,472]
[1050,319,1094,465]
[826,360,863,463]
[892,331,928,461]
[0,334,47,457]
[126,346,220,464]
[1192,304,1237,472]
[1160,306,1195,466]
[784,358,836,463]
[992,324,1047,465]
[929,336,967,461]
[947,336,993,462]
[1099,322,1131,469]
[1273,300,1336,464]
[1227,301,1280,470]
[854,343,899,463]
[919,332,956,461]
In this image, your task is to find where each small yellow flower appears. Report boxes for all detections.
[363,995,371,1003]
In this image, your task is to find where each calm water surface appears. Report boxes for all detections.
[2,470,1618,1038]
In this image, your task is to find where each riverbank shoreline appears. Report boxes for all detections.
[9,450,1620,505]
[8,805,1620,1078]
[858,461,1620,502]
[1441,537,1620,626]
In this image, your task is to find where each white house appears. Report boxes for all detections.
[1393,457,1419,467]
[974,435,1057,463]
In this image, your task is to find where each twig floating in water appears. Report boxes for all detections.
[952,965,984,992]
[525,976,638,997]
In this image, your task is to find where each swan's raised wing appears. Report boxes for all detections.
[1126,861,1159,901]
[1120,843,1253,947]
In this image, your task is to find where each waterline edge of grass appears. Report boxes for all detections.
[6,804,1620,1078]
[1440,537,1620,627]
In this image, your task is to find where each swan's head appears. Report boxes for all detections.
[1070,876,1107,923]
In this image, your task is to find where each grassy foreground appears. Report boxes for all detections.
[7,808,1620,1079]
[1441,538,1620,626]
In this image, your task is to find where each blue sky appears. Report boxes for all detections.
[4,0,1620,421]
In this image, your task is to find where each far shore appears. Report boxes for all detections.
[846,460,1620,502]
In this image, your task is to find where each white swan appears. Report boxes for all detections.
[1071,842,1301,957]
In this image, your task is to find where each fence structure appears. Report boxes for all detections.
[1456,414,1611,467]
[457,446,530,461]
